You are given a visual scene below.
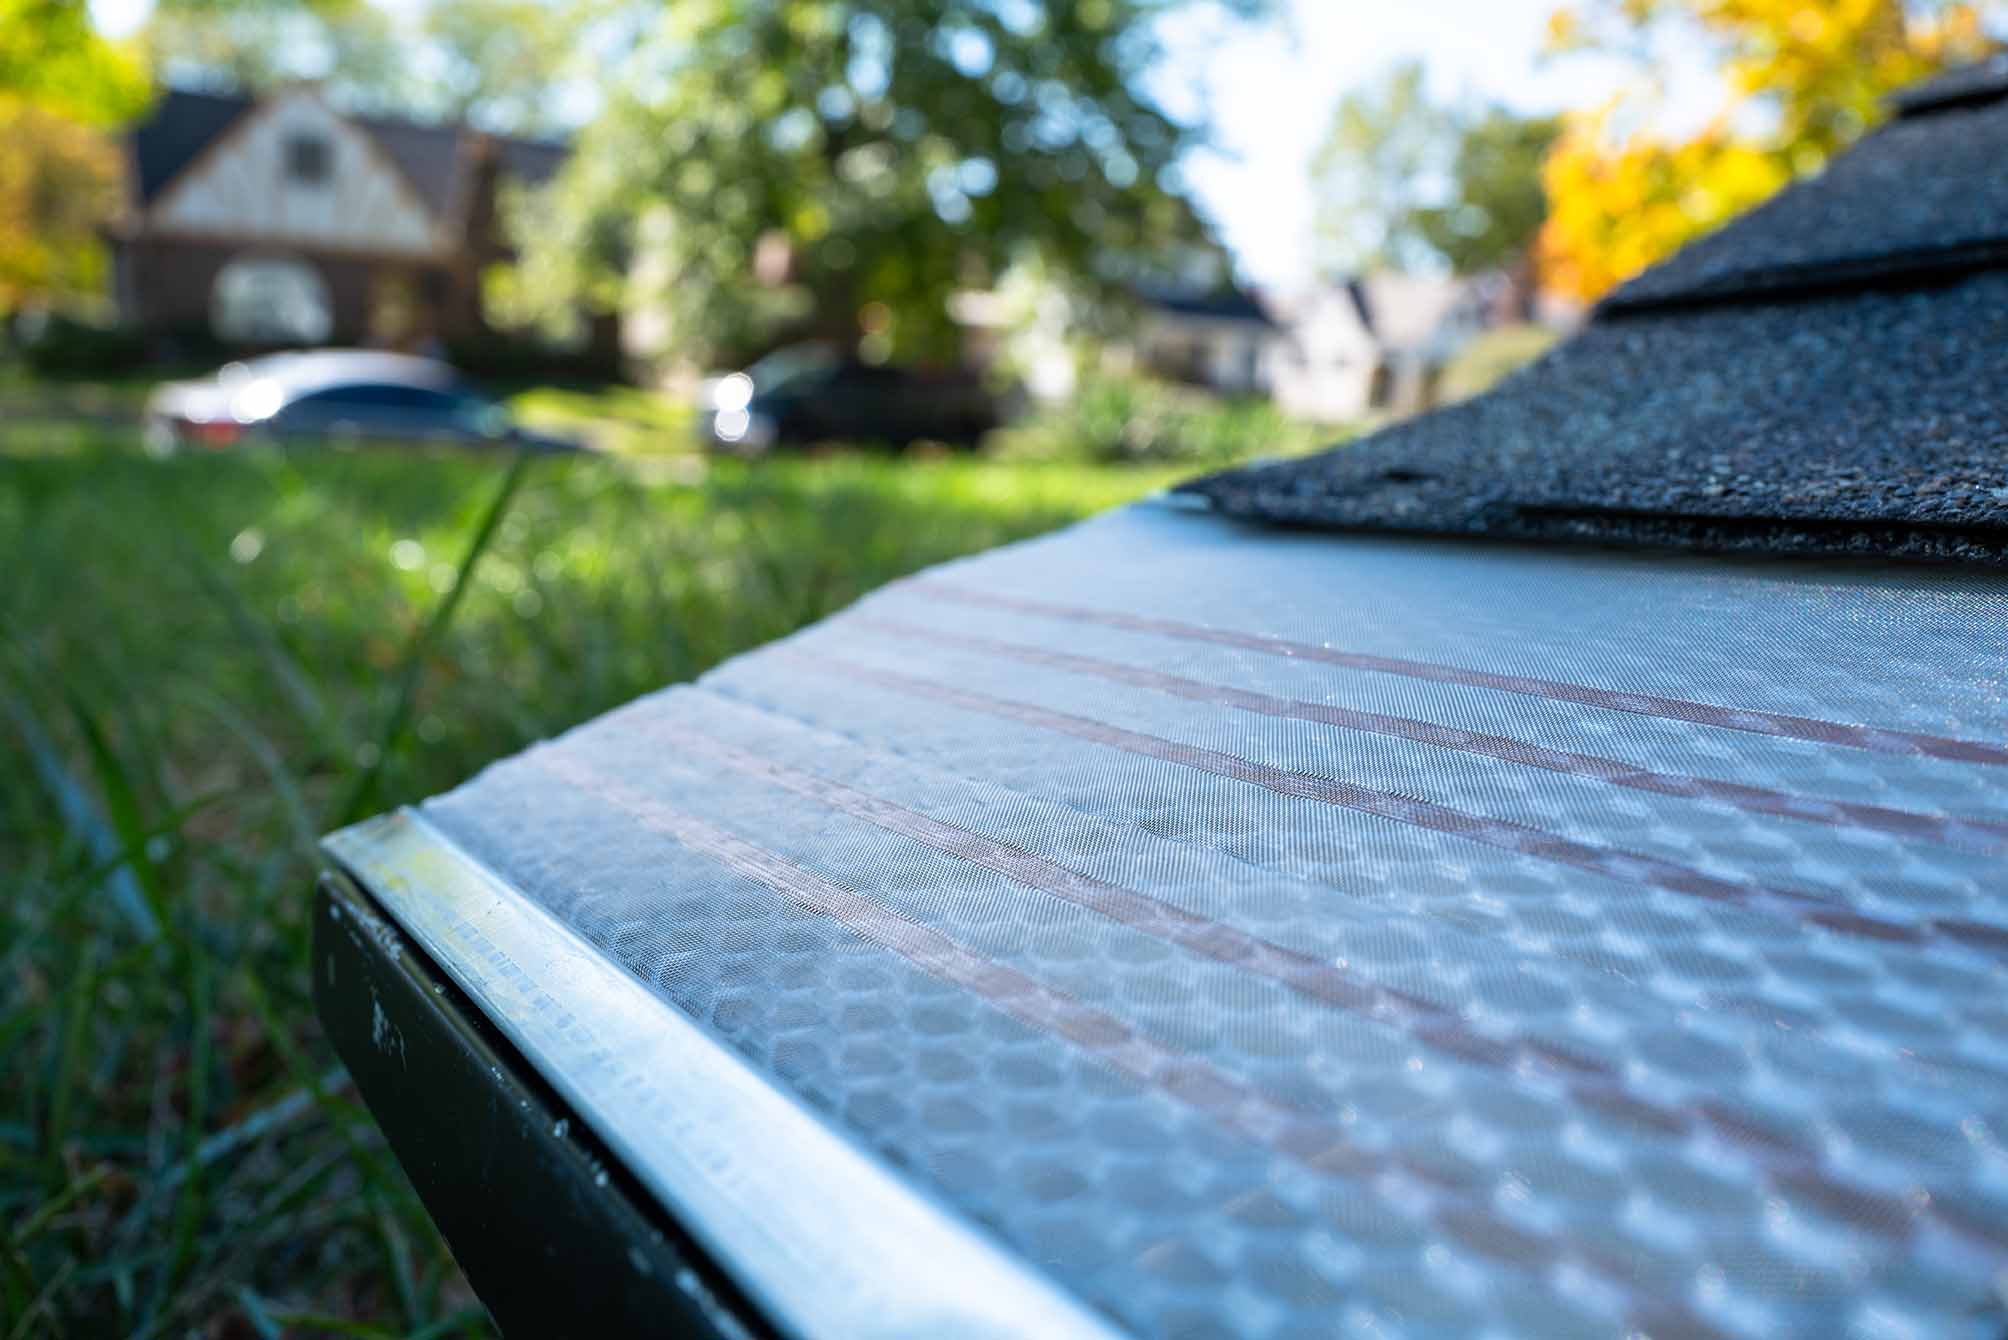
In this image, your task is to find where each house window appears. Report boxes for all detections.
[212,255,333,345]
[285,134,331,185]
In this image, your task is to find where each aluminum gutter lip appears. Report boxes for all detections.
[323,808,1128,1340]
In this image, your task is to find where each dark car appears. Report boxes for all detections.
[697,344,999,452]
[143,350,578,455]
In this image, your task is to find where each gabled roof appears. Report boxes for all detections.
[132,89,254,206]
[1139,286,1279,326]
[1353,272,1479,352]
[131,86,569,223]
[347,112,470,220]
[1183,58,2008,566]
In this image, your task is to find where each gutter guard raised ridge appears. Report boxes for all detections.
[323,808,1127,1340]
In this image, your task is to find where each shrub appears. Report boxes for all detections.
[988,373,1335,467]
[13,310,148,376]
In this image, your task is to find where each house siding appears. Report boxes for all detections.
[117,236,451,349]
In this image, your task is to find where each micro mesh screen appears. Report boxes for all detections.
[420,501,2008,1340]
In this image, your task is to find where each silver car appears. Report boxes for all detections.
[143,350,576,455]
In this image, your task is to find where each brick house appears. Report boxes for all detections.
[108,85,566,351]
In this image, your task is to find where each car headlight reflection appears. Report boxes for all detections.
[712,372,755,413]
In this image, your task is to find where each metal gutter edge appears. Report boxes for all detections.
[323,808,1128,1340]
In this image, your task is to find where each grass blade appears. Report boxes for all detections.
[173,530,342,764]
[3,694,160,941]
[338,450,533,826]
[43,941,98,1182]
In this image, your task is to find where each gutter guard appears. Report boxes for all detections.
[323,808,1126,1340]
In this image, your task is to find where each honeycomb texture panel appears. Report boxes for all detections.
[422,502,2008,1339]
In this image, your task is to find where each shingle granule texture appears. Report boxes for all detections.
[1890,51,2008,116]
[1184,57,2008,567]
[1603,84,2008,310]
[1180,271,2008,565]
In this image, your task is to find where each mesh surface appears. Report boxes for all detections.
[422,502,2008,1339]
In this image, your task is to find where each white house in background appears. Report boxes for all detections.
[1133,289,1281,397]
[1133,274,1510,423]
[1265,273,1504,422]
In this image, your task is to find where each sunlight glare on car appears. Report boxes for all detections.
[230,378,285,423]
[713,372,755,413]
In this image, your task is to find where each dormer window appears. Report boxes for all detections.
[285,134,331,185]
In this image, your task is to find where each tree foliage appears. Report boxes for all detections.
[1311,63,1458,275]
[145,0,409,111]
[1538,0,1998,301]
[0,0,148,311]
[418,0,593,132]
[0,98,128,311]
[1413,108,1560,276]
[1312,62,1558,278]
[515,0,1238,366]
[144,0,588,133]
[0,0,149,123]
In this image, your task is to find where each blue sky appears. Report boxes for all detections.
[93,0,1712,285]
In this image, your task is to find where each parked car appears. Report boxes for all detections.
[697,344,1000,452]
[143,351,578,455]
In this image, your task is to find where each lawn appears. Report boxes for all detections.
[0,414,1201,1337]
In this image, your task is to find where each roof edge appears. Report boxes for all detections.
[324,808,1128,1340]
[1889,52,2008,118]
[1594,234,2008,319]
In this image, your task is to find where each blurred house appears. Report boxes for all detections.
[1134,288,1279,397]
[1265,273,1502,421]
[1135,274,1518,422]
[107,86,567,352]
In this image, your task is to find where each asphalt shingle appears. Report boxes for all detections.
[1603,87,2008,310]
[1890,50,2008,115]
[1182,270,2008,565]
[1184,59,2008,566]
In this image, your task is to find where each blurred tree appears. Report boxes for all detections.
[1411,109,1560,276]
[148,0,598,131]
[144,0,407,109]
[1,0,148,118]
[513,0,1254,366]
[1312,63,1558,278]
[1538,0,1998,301]
[1311,62,1458,275]
[419,0,589,133]
[0,0,148,312]
[0,100,128,311]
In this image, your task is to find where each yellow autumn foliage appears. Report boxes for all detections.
[0,97,128,311]
[0,0,149,125]
[1537,112,1789,301]
[0,0,148,310]
[1538,0,1997,302]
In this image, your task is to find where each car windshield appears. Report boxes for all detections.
[746,344,839,394]
[294,383,457,410]
[215,353,310,385]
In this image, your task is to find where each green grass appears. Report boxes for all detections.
[502,381,699,455]
[0,417,1192,1337]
